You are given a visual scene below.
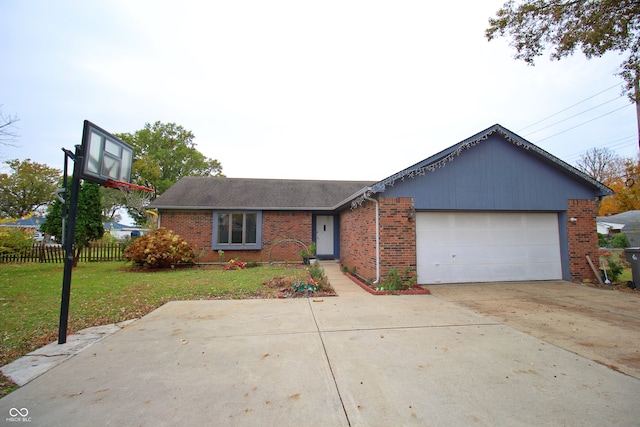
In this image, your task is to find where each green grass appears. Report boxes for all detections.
[0,262,307,397]
[618,267,632,283]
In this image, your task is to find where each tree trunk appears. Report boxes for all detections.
[635,75,640,152]
[73,244,81,267]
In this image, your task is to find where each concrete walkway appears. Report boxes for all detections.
[321,260,371,297]
[1,263,639,426]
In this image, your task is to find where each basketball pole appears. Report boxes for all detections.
[58,144,83,344]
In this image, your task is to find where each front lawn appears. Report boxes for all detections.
[0,262,308,397]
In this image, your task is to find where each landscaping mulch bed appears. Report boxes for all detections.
[262,276,337,298]
[344,272,430,295]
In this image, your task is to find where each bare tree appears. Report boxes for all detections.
[0,106,19,147]
[575,147,622,184]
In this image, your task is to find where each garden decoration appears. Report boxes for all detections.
[292,279,319,296]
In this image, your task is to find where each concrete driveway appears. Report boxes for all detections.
[1,270,640,426]
[429,280,640,379]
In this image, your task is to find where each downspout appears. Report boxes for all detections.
[363,189,380,284]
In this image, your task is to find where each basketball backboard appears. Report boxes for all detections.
[80,120,133,186]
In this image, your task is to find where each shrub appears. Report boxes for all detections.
[612,233,630,248]
[377,267,416,291]
[123,227,195,268]
[300,242,317,259]
[608,259,624,282]
[598,233,610,248]
[0,228,34,255]
[600,250,628,283]
[308,261,331,291]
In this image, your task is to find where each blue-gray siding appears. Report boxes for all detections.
[381,134,598,211]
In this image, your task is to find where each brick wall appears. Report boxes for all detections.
[158,210,311,263]
[340,200,377,280]
[262,212,312,262]
[379,197,416,279]
[161,199,597,282]
[159,211,213,249]
[567,199,600,282]
[340,197,416,283]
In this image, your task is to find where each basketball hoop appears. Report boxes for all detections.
[106,179,155,213]
[58,120,152,344]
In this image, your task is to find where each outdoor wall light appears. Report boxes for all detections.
[408,207,416,221]
[569,217,577,223]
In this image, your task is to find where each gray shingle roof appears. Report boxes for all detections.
[149,177,375,210]
[597,211,640,228]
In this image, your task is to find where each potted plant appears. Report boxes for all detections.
[301,242,317,265]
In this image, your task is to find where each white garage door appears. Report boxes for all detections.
[416,212,562,284]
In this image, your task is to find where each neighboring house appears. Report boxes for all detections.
[103,222,148,241]
[597,211,640,246]
[150,124,613,285]
[0,216,47,241]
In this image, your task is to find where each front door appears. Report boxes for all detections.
[315,215,334,257]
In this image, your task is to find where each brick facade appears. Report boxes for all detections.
[340,197,598,285]
[566,199,600,282]
[340,197,416,283]
[262,212,313,262]
[161,197,598,283]
[339,200,377,281]
[159,211,213,249]
[378,197,416,279]
[159,210,312,263]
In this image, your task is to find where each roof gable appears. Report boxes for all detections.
[374,124,611,195]
[150,177,375,210]
[351,124,613,210]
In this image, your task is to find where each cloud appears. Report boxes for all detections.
[0,0,636,181]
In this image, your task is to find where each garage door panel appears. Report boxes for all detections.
[416,212,562,284]
[424,262,562,284]
[524,233,559,245]
[427,243,557,263]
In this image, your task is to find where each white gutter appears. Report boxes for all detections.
[363,189,380,284]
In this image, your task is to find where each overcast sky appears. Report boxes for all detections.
[1,0,637,182]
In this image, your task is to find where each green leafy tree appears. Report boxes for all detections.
[486,1,640,100]
[41,181,105,266]
[116,121,223,196]
[101,187,124,222]
[0,159,61,218]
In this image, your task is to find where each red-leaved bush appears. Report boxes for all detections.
[224,258,247,270]
[123,228,196,268]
